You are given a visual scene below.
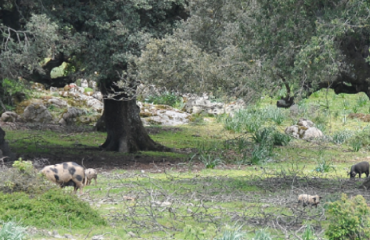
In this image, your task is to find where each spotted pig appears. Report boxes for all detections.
[41,162,85,193]
[84,168,98,186]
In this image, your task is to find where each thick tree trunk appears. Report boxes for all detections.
[99,98,171,153]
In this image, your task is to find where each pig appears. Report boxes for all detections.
[349,161,369,179]
[41,162,85,193]
[84,168,98,186]
[298,194,322,208]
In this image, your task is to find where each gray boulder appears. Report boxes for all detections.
[0,111,19,122]
[22,102,54,123]
[285,118,323,140]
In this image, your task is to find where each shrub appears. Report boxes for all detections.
[0,220,28,240]
[12,158,33,174]
[0,189,107,229]
[253,127,291,146]
[326,194,370,240]
[272,131,291,146]
[0,167,50,194]
[145,92,182,107]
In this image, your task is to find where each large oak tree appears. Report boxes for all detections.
[0,0,187,152]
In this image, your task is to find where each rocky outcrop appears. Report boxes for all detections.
[59,107,87,125]
[0,127,16,161]
[285,118,323,140]
[22,102,54,123]
[139,103,190,126]
[0,111,19,122]
[184,96,245,115]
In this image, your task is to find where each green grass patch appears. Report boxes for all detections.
[0,189,106,229]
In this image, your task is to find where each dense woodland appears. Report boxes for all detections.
[1,0,370,152]
[1,1,370,239]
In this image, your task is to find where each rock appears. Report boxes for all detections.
[89,80,97,90]
[0,111,19,122]
[60,107,87,125]
[31,82,45,91]
[81,79,89,88]
[47,98,68,108]
[92,92,103,101]
[86,98,103,112]
[285,118,323,140]
[50,87,59,92]
[22,102,54,123]
[140,103,190,126]
[184,96,245,115]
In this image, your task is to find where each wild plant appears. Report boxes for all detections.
[251,142,273,164]
[331,130,354,144]
[215,224,245,240]
[357,94,368,107]
[0,220,28,240]
[350,138,362,152]
[326,194,370,240]
[264,106,287,125]
[301,224,316,240]
[313,157,335,173]
[252,229,272,240]
[144,91,182,107]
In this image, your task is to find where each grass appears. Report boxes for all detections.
[3,89,370,239]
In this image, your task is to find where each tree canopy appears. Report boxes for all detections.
[136,0,370,104]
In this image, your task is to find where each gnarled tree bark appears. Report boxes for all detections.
[99,82,171,153]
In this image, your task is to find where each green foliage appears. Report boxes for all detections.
[253,127,291,147]
[12,158,33,174]
[326,194,370,240]
[331,130,354,144]
[214,224,245,240]
[357,95,368,107]
[301,224,316,240]
[0,189,106,229]
[84,87,94,93]
[252,229,272,240]
[313,158,335,173]
[350,139,362,152]
[0,220,28,240]
[0,166,49,194]
[145,92,182,108]
[188,113,206,126]
[2,78,31,97]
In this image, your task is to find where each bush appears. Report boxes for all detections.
[0,189,107,229]
[0,220,28,240]
[0,167,50,194]
[12,158,33,174]
[326,194,370,240]
[145,92,182,108]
